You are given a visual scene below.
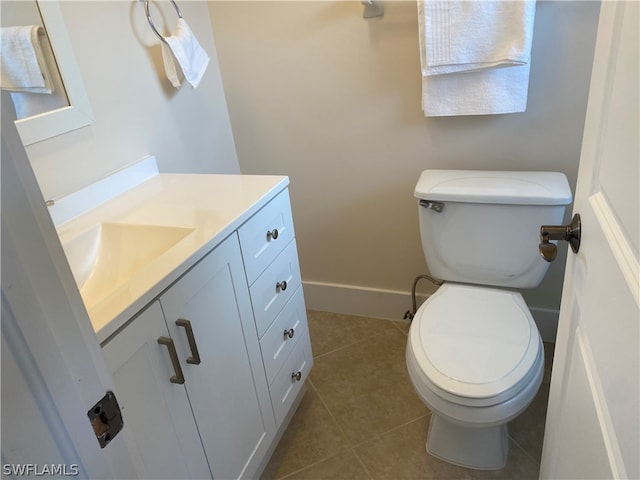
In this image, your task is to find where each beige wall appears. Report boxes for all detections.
[10,0,601,323]
[209,0,601,318]
[20,1,239,201]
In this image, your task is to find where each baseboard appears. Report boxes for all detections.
[302,281,430,321]
[302,281,558,343]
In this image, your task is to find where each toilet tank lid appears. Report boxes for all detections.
[415,170,572,205]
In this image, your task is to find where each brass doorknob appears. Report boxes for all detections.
[539,213,581,262]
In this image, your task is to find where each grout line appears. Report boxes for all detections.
[310,329,430,449]
[311,328,403,361]
[276,313,425,478]
[308,311,409,360]
[307,378,354,447]
[351,447,375,480]
[390,318,411,336]
[267,380,347,480]
[507,433,542,467]
[312,340,365,360]
[350,413,432,450]
[290,379,431,480]
[274,452,344,480]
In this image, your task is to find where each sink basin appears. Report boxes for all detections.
[61,223,194,307]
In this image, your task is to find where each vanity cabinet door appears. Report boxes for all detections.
[102,301,211,480]
[160,233,276,480]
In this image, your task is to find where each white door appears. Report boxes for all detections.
[540,2,639,479]
[1,97,139,478]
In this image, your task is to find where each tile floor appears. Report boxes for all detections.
[262,310,554,480]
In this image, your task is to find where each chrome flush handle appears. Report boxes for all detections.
[419,199,444,213]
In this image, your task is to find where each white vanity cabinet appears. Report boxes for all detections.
[100,184,312,480]
[160,233,276,479]
[103,234,275,479]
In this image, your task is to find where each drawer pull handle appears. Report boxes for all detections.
[291,371,302,382]
[157,337,185,385]
[276,280,288,292]
[267,228,279,240]
[175,319,201,365]
[284,328,295,339]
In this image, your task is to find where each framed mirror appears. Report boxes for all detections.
[3,1,93,145]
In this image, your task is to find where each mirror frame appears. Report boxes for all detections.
[15,0,93,146]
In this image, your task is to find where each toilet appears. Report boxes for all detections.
[406,169,572,470]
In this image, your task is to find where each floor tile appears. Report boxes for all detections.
[355,415,540,480]
[508,342,555,461]
[306,310,400,358]
[393,318,411,335]
[262,385,350,479]
[310,328,428,445]
[265,312,551,478]
[542,341,556,385]
[281,450,372,480]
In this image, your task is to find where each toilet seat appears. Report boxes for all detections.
[410,283,541,407]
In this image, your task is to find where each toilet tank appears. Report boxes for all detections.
[415,170,572,288]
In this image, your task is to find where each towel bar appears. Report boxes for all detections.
[145,0,182,44]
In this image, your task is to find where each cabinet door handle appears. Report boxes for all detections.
[175,319,201,365]
[157,336,185,384]
[276,280,288,292]
[266,228,279,240]
[284,328,295,339]
[291,371,302,382]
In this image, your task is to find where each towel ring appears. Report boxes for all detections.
[145,0,182,44]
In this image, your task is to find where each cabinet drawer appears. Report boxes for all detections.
[260,287,307,385]
[238,189,295,285]
[269,331,313,427]
[250,239,301,338]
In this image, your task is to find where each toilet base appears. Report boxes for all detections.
[426,414,508,470]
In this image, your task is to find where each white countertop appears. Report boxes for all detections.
[57,172,289,344]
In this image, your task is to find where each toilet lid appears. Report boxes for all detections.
[413,283,540,400]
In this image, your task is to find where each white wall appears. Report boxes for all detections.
[20,1,239,201]
[8,0,601,329]
[209,0,601,325]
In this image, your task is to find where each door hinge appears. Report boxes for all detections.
[87,391,124,448]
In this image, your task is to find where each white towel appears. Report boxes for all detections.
[418,0,536,116]
[1,25,54,94]
[161,19,210,89]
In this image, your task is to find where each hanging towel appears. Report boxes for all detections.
[418,0,536,116]
[161,18,209,88]
[1,25,54,94]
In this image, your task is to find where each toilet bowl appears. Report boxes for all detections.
[406,284,544,469]
[406,170,572,470]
